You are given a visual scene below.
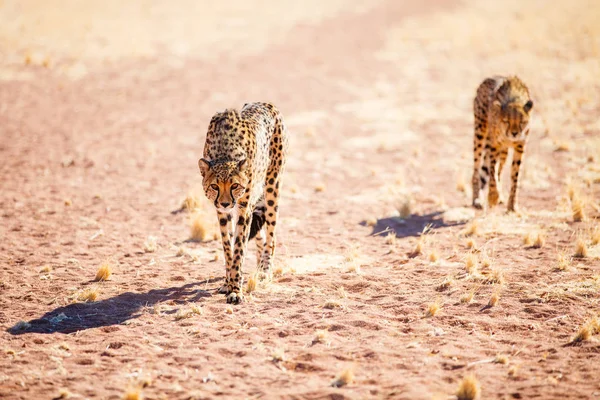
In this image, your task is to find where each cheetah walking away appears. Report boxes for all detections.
[198,102,289,304]
[472,76,533,212]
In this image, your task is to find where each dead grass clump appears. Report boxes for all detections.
[123,387,142,400]
[397,196,412,219]
[313,329,329,344]
[466,238,476,249]
[436,276,454,291]
[428,250,439,262]
[508,365,519,379]
[365,217,378,227]
[94,261,113,282]
[533,231,546,248]
[271,348,286,362]
[555,252,571,271]
[55,388,72,399]
[460,290,475,304]
[39,265,52,274]
[570,189,586,222]
[488,289,501,307]
[554,141,571,152]
[143,236,158,253]
[246,274,257,293]
[456,174,467,194]
[331,366,354,388]
[523,231,534,246]
[314,183,326,193]
[425,299,441,317]
[384,233,396,246]
[411,238,424,257]
[456,374,481,400]
[481,268,504,285]
[494,354,509,364]
[461,220,479,237]
[74,288,99,303]
[574,237,588,258]
[465,254,478,275]
[323,299,344,310]
[190,212,211,242]
[570,317,599,344]
[180,194,201,212]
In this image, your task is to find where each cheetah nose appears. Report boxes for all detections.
[512,131,519,137]
[220,202,230,208]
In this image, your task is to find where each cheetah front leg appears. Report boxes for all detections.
[227,207,252,304]
[216,211,234,294]
[507,141,526,213]
[260,170,283,275]
[472,124,487,209]
[496,148,508,204]
[486,147,500,208]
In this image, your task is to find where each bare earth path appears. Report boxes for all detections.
[1,1,599,399]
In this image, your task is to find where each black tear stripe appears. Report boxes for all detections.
[248,205,266,240]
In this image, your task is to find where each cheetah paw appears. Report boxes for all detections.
[226,291,244,305]
[472,199,484,210]
[218,281,231,294]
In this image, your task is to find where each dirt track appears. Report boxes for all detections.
[1,1,600,399]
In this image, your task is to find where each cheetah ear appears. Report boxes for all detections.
[237,158,247,171]
[198,158,211,176]
[524,100,533,113]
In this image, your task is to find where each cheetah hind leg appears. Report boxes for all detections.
[248,200,269,281]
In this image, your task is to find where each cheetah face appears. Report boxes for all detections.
[493,99,533,142]
[198,158,248,213]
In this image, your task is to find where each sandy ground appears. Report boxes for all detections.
[1,0,600,399]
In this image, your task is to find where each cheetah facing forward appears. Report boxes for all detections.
[198,102,288,304]
[472,76,533,212]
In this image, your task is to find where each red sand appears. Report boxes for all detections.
[1,1,599,399]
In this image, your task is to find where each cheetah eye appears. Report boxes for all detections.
[210,184,219,191]
[231,183,240,190]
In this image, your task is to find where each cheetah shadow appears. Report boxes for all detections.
[362,211,466,239]
[7,281,216,335]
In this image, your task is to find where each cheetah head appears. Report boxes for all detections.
[493,98,533,142]
[198,158,249,213]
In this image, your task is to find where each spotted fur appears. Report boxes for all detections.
[198,102,288,304]
[472,76,533,212]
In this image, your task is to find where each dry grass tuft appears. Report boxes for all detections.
[436,276,454,291]
[456,173,467,194]
[190,212,212,242]
[246,274,257,293]
[331,366,354,388]
[323,299,344,310]
[225,306,234,314]
[460,290,475,304]
[425,299,441,317]
[337,286,348,299]
[532,231,546,249]
[465,254,478,275]
[94,261,113,282]
[428,250,439,263]
[397,196,412,219]
[384,233,396,246]
[143,236,158,253]
[481,268,504,285]
[74,288,98,303]
[461,220,479,237]
[55,388,72,399]
[523,231,534,246]
[466,238,476,249]
[39,265,52,274]
[271,348,286,362]
[488,289,501,307]
[570,317,599,344]
[494,354,509,364]
[574,237,588,258]
[314,183,326,193]
[313,329,329,344]
[555,252,571,271]
[554,140,571,152]
[508,365,519,379]
[180,194,201,212]
[123,387,142,400]
[570,188,587,222]
[456,374,481,400]
[366,217,378,227]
